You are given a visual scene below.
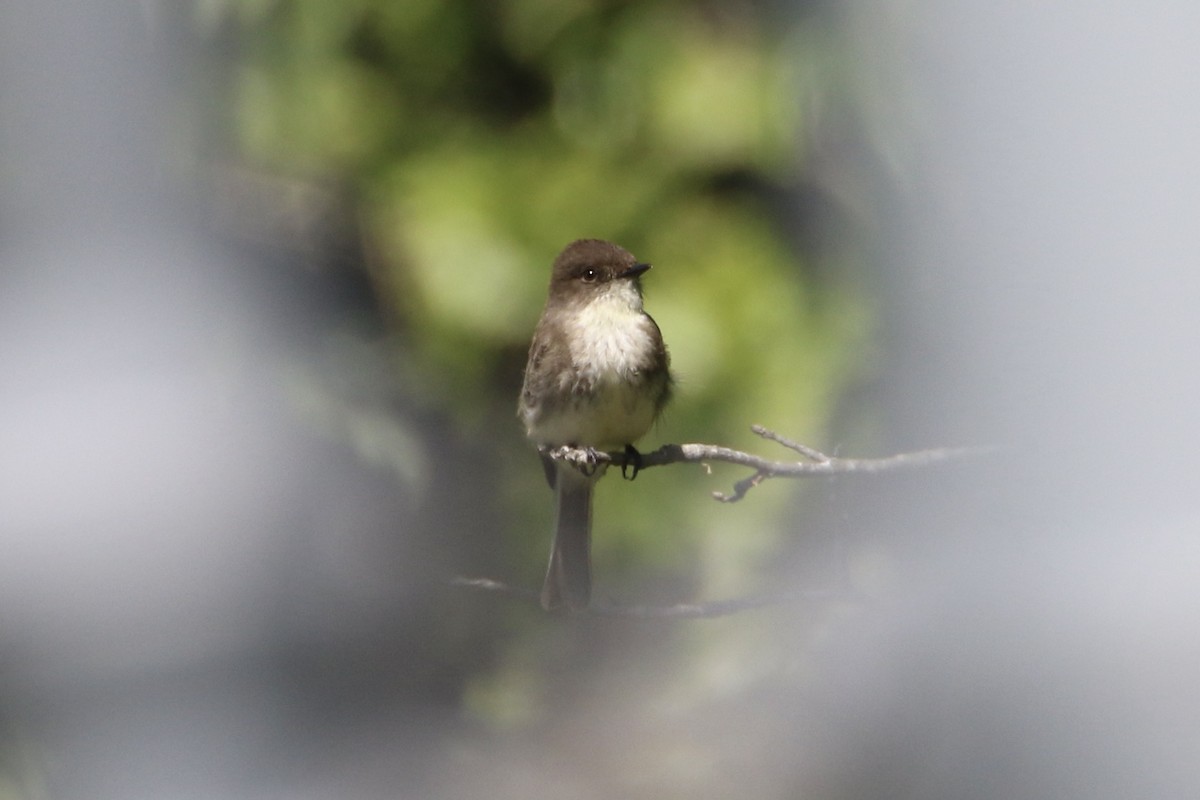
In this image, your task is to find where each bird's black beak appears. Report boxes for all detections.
[621,262,651,279]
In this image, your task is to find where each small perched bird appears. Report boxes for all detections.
[519,239,672,610]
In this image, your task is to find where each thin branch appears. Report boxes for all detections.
[545,425,987,503]
[451,576,851,619]
[750,424,830,462]
[450,576,540,602]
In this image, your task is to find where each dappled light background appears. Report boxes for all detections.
[4,1,1200,799]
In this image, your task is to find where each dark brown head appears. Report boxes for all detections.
[546,239,651,306]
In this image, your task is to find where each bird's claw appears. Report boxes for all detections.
[554,445,602,477]
[621,444,643,480]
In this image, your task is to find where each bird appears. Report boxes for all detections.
[518,239,673,610]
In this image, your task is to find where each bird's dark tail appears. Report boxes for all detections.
[541,466,594,611]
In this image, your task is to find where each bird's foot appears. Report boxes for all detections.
[620,444,643,481]
[553,444,603,477]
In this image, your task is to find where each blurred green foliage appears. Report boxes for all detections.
[197,0,871,716]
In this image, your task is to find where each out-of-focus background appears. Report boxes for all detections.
[2,1,1199,798]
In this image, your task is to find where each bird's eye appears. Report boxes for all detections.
[581,268,598,282]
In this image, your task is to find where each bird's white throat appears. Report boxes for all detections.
[530,282,662,449]
[568,282,651,383]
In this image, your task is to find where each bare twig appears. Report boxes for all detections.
[449,576,540,602]
[750,424,830,462]
[544,425,984,503]
[451,576,851,619]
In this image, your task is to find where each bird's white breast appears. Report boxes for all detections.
[569,287,652,383]
[532,285,662,449]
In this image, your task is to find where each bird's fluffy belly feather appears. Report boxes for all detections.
[531,294,661,448]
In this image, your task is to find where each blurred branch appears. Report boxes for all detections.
[545,424,986,503]
[450,577,850,619]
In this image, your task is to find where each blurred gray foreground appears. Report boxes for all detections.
[815,4,1200,797]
